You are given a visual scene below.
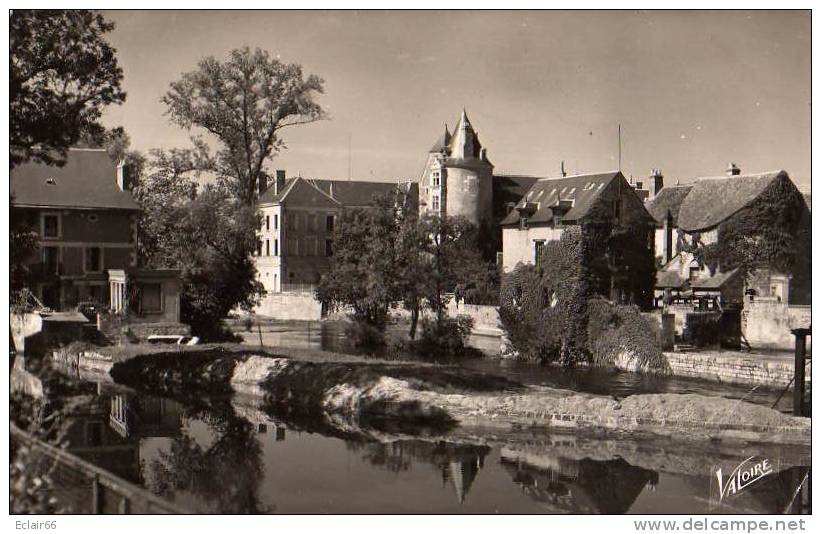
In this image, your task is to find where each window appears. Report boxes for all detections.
[42,214,60,239]
[431,171,440,187]
[274,214,279,230]
[87,214,99,223]
[140,283,162,313]
[274,239,279,256]
[85,247,102,272]
[257,240,263,256]
[520,217,529,230]
[689,267,699,281]
[431,195,440,211]
[265,239,270,256]
[534,240,545,268]
[326,215,335,232]
[42,246,59,274]
[265,215,270,231]
[325,239,333,257]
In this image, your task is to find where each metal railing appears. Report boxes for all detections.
[11,425,189,514]
[280,282,317,294]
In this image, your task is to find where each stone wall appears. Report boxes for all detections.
[254,291,324,321]
[743,300,812,350]
[446,301,501,336]
[665,350,808,389]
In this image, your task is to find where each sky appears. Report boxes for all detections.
[100,10,811,189]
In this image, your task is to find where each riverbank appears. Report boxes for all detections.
[95,347,810,446]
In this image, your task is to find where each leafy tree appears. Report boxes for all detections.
[131,148,262,339]
[316,192,405,339]
[10,10,126,169]
[163,46,325,205]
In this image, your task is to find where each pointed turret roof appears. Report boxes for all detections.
[429,124,451,153]
[449,109,482,160]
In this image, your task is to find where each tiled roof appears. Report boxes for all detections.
[644,185,693,225]
[500,171,623,226]
[259,176,406,208]
[676,171,786,232]
[309,179,405,207]
[11,148,139,211]
[655,269,687,289]
[257,177,299,204]
[691,268,740,290]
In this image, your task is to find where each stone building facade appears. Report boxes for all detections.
[418,110,494,229]
[11,147,182,324]
[255,173,416,293]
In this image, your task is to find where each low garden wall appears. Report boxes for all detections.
[254,291,324,321]
[665,350,808,389]
[742,300,812,350]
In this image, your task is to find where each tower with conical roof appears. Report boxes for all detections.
[419,110,494,228]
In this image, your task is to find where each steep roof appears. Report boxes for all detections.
[500,171,623,226]
[309,179,405,207]
[11,148,139,211]
[430,125,452,153]
[644,185,693,226]
[259,176,405,208]
[257,177,299,204]
[676,171,787,232]
[691,268,740,290]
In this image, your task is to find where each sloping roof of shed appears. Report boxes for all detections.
[676,171,786,232]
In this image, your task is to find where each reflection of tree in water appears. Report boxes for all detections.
[346,439,490,503]
[501,451,658,514]
[148,406,270,514]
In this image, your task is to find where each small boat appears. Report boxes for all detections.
[146,335,200,346]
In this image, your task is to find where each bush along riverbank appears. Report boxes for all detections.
[108,351,810,446]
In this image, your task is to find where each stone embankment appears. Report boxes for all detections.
[108,351,811,447]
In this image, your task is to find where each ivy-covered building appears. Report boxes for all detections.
[647,165,811,307]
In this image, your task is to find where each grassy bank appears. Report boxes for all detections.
[108,350,810,446]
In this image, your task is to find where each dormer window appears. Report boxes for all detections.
[520,217,529,230]
[431,171,441,188]
[42,213,60,239]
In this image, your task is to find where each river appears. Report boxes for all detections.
[14,320,810,514]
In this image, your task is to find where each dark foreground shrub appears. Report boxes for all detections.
[683,312,722,347]
[392,315,481,359]
[587,298,670,374]
[345,318,387,348]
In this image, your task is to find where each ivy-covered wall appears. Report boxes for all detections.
[682,175,811,304]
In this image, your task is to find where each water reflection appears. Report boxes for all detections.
[500,451,657,513]
[147,407,269,514]
[16,364,811,515]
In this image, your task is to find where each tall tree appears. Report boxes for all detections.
[130,147,261,339]
[163,47,325,205]
[316,193,405,333]
[10,10,126,169]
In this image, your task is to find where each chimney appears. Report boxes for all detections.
[116,160,132,191]
[329,182,334,199]
[480,148,487,161]
[257,174,268,197]
[726,163,741,176]
[273,170,286,195]
[560,161,567,177]
[650,169,664,196]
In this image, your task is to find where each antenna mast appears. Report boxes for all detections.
[347,134,352,182]
[618,123,622,171]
